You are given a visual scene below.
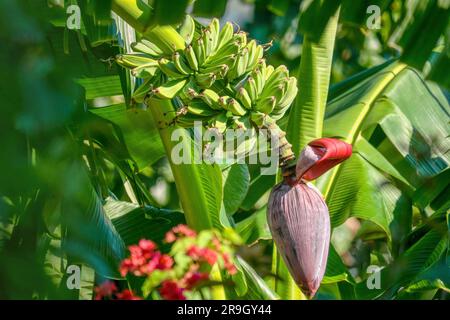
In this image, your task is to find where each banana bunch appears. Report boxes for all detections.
[116,15,298,131]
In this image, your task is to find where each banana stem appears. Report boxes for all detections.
[262,121,296,181]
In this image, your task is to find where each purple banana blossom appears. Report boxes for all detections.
[268,138,352,298]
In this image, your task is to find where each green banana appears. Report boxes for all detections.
[216,22,234,50]
[199,89,222,110]
[276,77,298,109]
[193,38,206,66]
[152,79,187,99]
[132,77,154,103]
[259,65,288,99]
[202,29,214,57]
[255,96,276,114]
[116,54,157,69]
[172,51,192,75]
[187,100,219,117]
[179,15,195,45]
[209,18,220,52]
[244,77,258,103]
[131,64,158,78]
[196,72,216,88]
[219,97,247,116]
[202,54,236,69]
[208,112,228,133]
[158,58,187,79]
[145,25,185,54]
[252,68,265,95]
[208,41,240,62]
[184,45,199,71]
[176,112,205,128]
[236,87,253,109]
[131,40,163,57]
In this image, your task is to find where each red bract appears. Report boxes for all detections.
[160,280,186,300]
[94,281,118,300]
[164,231,177,243]
[296,138,352,181]
[116,289,142,300]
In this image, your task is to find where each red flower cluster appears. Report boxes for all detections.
[187,245,218,266]
[159,280,186,300]
[94,281,141,300]
[165,224,197,243]
[120,239,173,277]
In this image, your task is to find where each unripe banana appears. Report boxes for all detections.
[216,22,234,50]
[176,113,205,128]
[228,48,248,80]
[193,38,206,66]
[236,87,253,109]
[179,15,195,45]
[260,65,289,99]
[219,97,247,116]
[131,40,163,57]
[199,89,222,110]
[172,51,192,75]
[187,100,219,117]
[244,77,258,103]
[131,64,158,78]
[247,45,263,72]
[202,54,236,69]
[209,18,220,51]
[209,112,228,133]
[158,58,187,79]
[196,72,216,88]
[202,29,214,57]
[184,45,199,71]
[207,41,240,65]
[132,77,153,103]
[276,77,298,110]
[116,54,157,69]
[152,79,187,99]
[255,96,276,114]
[252,69,265,95]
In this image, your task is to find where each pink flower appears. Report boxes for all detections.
[170,224,197,238]
[201,248,218,266]
[184,272,209,289]
[164,231,177,243]
[139,239,156,253]
[157,254,174,270]
[94,281,117,300]
[186,245,202,259]
[160,280,186,300]
[222,253,237,275]
[116,289,142,300]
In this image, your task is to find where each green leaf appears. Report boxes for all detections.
[104,198,185,249]
[222,164,250,216]
[322,244,354,284]
[235,207,271,245]
[268,0,291,16]
[355,227,447,299]
[193,0,227,18]
[154,0,190,25]
[287,8,339,154]
[235,256,279,300]
[76,75,123,99]
[90,103,165,169]
[297,0,341,43]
